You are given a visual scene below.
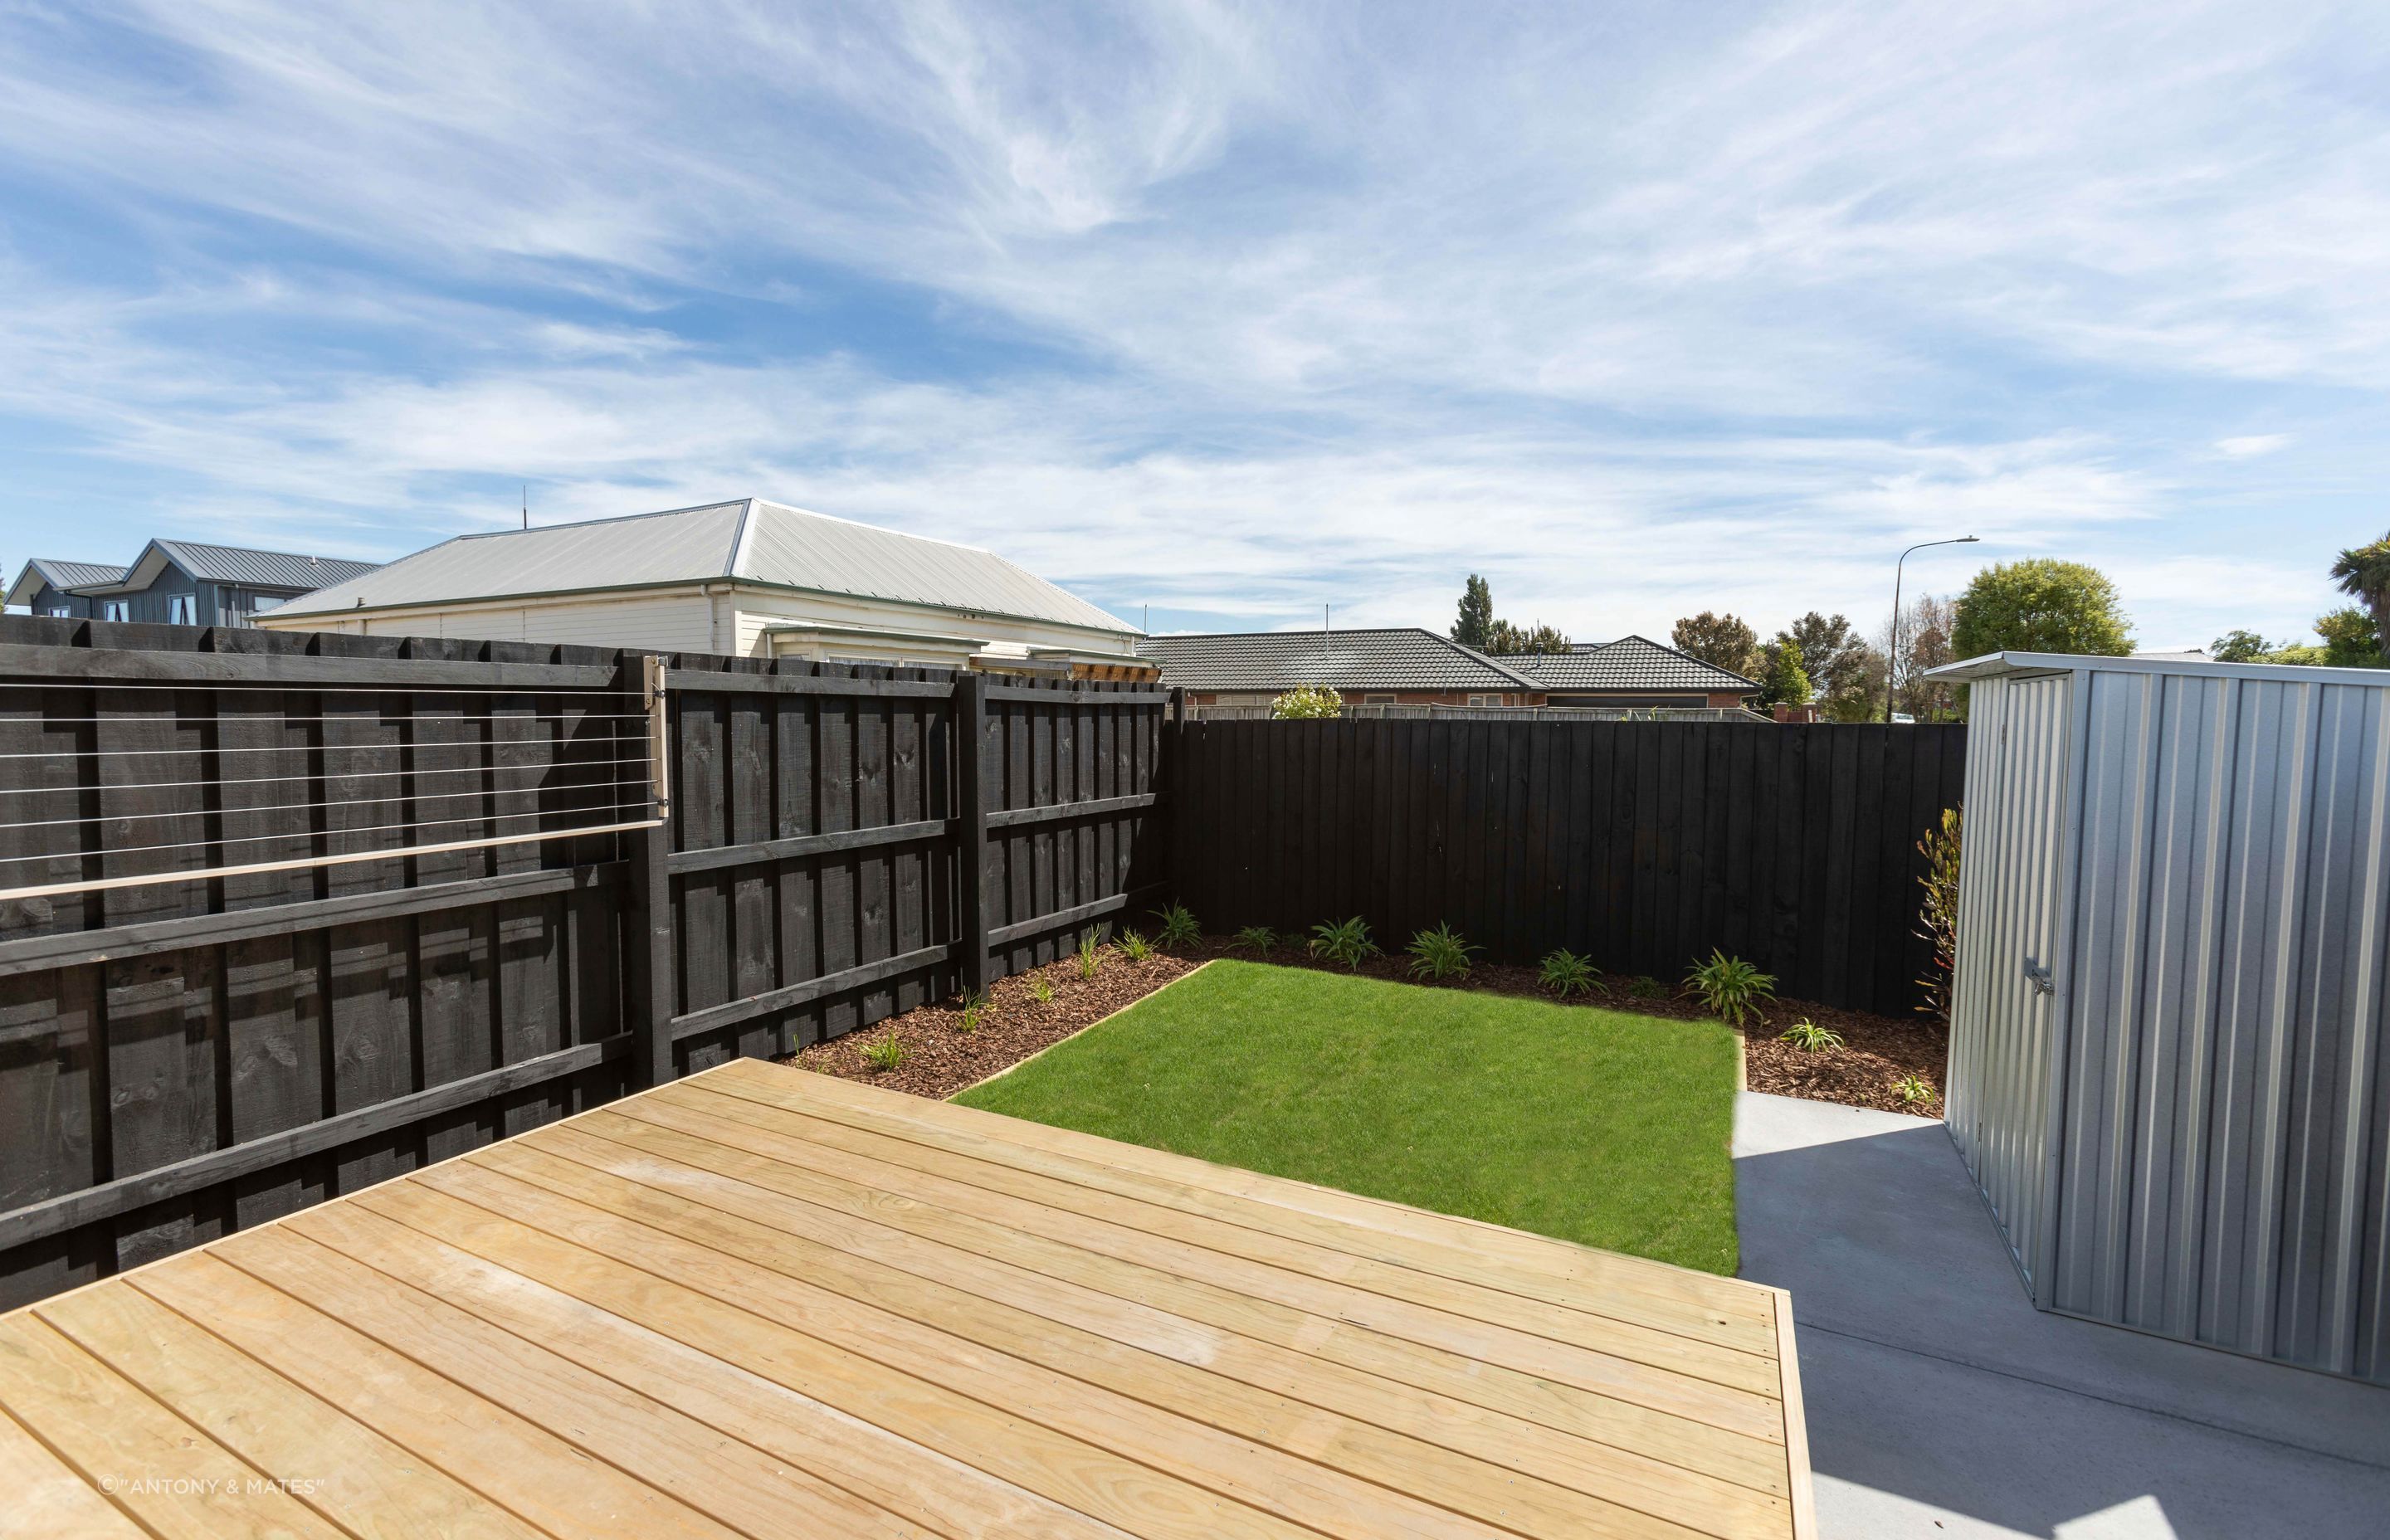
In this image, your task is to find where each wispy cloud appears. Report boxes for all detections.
[0,0,2385,645]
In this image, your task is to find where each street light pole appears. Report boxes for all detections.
[1885,536,1981,724]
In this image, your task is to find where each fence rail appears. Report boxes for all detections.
[0,617,1169,1309]
[1169,716,1966,1016]
[1185,704,1772,723]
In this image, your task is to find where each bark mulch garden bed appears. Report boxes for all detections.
[788,948,1203,1100]
[790,933,1948,1115]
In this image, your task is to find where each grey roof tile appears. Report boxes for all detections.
[1137,628,1539,692]
[1509,635,1758,692]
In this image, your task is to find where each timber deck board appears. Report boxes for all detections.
[0,1057,1815,1538]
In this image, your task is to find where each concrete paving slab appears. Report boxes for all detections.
[1735,1091,2390,1538]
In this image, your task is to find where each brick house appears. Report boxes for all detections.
[1508,636,1758,709]
[1139,627,1760,711]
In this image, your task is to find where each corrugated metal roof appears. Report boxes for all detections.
[274,498,1136,636]
[149,540,381,589]
[1510,636,1758,693]
[1138,629,1539,692]
[27,559,127,592]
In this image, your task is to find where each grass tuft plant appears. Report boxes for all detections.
[858,1035,912,1072]
[1779,1020,1845,1052]
[1228,924,1280,954]
[1537,948,1605,998]
[1027,974,1056,1005]
[1895,1073,1936,1105]
[1118,928,1153,962]
[957,988,989,1034]
[1405,923,1480,982]
[1076,932,1102,980]
[1625,975,1666,999]
[1151,903,1202,949]
[1307,916,1379,970]
[1685,950,1777,1026]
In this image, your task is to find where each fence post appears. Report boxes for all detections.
[956,671,992,995]
[623,653,677,1087]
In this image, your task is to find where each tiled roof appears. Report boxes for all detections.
[1510,635,1759,693]
[275,499,1135,636]
[1137,628,1539,692]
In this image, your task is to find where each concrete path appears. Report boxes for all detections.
[1734,1092,2390,1539]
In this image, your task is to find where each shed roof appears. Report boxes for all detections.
[1509,636,1759,694]
[1137,628,1538,693]
[1929,650,2390,687]
[272,499,1135,636]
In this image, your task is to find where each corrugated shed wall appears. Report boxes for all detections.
[1946,672,2075,1294]
[2049,667,2390,1382]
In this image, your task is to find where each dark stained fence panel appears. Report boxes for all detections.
[1171,717,1966,1016]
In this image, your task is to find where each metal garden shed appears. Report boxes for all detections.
[1929,649,2390,1386]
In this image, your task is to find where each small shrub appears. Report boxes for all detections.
[1626,975,1666,999]
[1914,807,1963,1021]
[1537,948,1604,998]
[1228,924,1280,954]
[1895,1073,1937,1105]
[1307,915,1379,969]
[1076,932,1102,980]
[1027,974,1056,1004]
[1118,928,1153,962]
[859,1035,911,1072]
[957,988,989,1034]
[1685,950,1778,1026]
[1152,902,1202,949]
[1271,685,1343,719]
[1405,923,1480,981]
[1779,1020,1845,1052]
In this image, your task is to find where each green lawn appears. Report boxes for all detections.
[955,960,1741,1274]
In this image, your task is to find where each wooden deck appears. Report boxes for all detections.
[0,1057,1814,1539]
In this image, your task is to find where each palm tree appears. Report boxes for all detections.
[2332,533,2390,653]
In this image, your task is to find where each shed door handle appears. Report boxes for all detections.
[2022,957,2055,996]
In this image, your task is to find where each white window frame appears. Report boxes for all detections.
[102,599,128,622]
[168,594,196,625]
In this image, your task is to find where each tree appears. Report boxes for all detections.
[1895,593,1962,720]
[2315,607,2388,668]
[1670,612,1759,677]
[1825,644,1889,721]
[2210,629,2276,662]
[1481,619,1570,655]
[1949,559,2133,660]
[1762,638,1812,706]
[1451,575,1495,651]
[1778,612,1867,701]
[2329,533,2390,654]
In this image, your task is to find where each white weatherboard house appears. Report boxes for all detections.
[263,499,1152,677]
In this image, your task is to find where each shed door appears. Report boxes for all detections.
[1947,671,2073,1294]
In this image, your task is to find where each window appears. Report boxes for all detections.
[1361,694,1393,704]
[1466,694,1488,706]
[168,594,196,625]
[45,605,71,618]
[102,600,128,622]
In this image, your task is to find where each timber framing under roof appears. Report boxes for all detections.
[0,1057,1815,1539]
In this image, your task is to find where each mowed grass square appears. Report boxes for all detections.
[956,960,1741,1273]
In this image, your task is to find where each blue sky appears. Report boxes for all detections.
[2,2,2387,648]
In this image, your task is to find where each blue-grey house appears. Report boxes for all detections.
[6,539,380,627]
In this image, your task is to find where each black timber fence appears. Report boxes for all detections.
[0,617,1169,1309]
[1168,717,1968,1016]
